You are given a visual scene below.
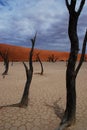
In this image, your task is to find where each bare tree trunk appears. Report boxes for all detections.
[20,64,33,107]
[0,51,9,76]
[57,0,86,130]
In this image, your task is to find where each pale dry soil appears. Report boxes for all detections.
[0,62,87,130]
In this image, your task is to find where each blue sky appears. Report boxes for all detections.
[0,0,87,52]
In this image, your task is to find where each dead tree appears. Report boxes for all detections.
[47,54,57,62]
[36,53,44,75]
[20,33,36,107]
[0,33,36,109]
[57,0,86,130]
[0,50,9,75]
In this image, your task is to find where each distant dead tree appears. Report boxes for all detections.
[47,54,58,62]
[36,53,44,75]
[35,53,39,62]
[0,50,9,76]
[57,0,87,130]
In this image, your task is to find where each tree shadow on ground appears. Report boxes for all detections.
[45,98,64,119]
[45,98,71,130]
[0,99,30,109]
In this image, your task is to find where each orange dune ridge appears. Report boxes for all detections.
[0,43,86,62]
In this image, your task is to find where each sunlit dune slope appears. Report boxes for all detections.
[0,44,86,61]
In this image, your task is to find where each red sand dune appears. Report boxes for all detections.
[0,43,86,62]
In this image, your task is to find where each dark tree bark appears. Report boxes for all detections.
[36,53,44,75]
[57,0,86,130]
[19,33,36,107]
[0,51,9,76]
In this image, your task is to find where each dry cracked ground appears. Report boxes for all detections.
[0,62,87,130]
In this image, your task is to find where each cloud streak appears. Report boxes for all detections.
[0,0,87,52]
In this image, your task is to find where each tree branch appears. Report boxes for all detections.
[75,30,87,77]
[37,53,44,75]
[23,62,29,79]
[29,32,37,70]
[77,0,85,16]
[65,0,70,11]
